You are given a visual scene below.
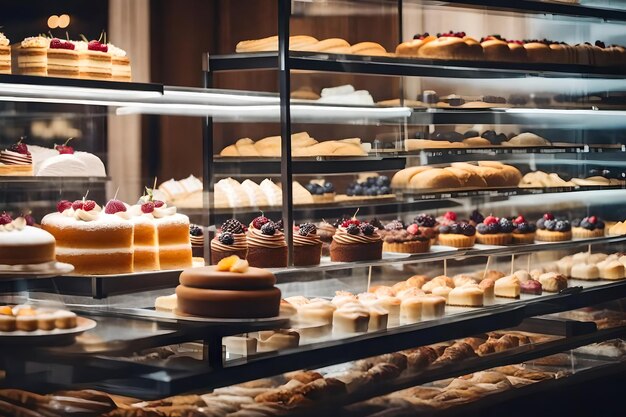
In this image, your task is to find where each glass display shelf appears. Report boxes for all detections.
[208,51,626,80]
[0,176,110,184]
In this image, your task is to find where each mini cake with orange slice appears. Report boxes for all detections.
[511,215,536,244]
[535,213,572,242]
[475,215,513,245]
[247,215,287,268]
[176,255,281,318]
[0,138,33,176]
[572,216,605,239]
[42,197,134,275]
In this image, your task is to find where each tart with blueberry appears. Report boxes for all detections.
[572,216,605,239]
[210,219,248,264]
[246,215,287,268]
[438,222,476,248]
[293,222,322,266]
[413,213,439,244]
[511,215,536,244]
[379,220,432,254]
[475,215,513,245]
[535,213,572,242]
[330,216,382,262]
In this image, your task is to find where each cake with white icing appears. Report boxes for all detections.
[0,214,56,265]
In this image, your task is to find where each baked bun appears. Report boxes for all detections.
[236,35,319,52]
[408,168,463,189]
[390,166,433,187]
[462,137,492,146]
[570,263,600,281]
[301,38,351,53]
[598,260,626,280]
[350,42,387,56]
[481,38,512,61]
[418,36,481,60]
[508,42,527,60]
[444,167,488,188]
[524,42,552,62]
[395,36,436,56]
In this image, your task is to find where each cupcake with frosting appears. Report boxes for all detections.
[247,215,287,268]
[211,219,247,265]
[330,215,382,262]
[294,223,322,266]
[413,213,439,244]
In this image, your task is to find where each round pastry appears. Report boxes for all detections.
[396,33,436,56]
[293,223,322,266]
[480,36,511,61]
[570,263,600,281]
[535,213,572,242]
[557,256,574,277]
[477,269,506,282]
[444,167,488,188]
[447,285,484,307]
[438,223,476,248]
[511,215,536,244]
[418,32,483,60]
[513,270,532,282]
[422,276,454,292]
[572,216,605,239]
[406,274,428,289]
[538,272,568,292]
[210,219,247,265]
[380,221,431,254]
[246,216,287,268]
[520,279,543,295]
[176,257,281,318]
[0,215,56,265]
[408,168,463,189]
[461,137,492,147]
[330,218,382,262]
[475,215,513,245]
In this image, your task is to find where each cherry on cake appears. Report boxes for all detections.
[47,38,79,78]
[42,198,134,275]
[74,38,112,80]
[0,214,56,266]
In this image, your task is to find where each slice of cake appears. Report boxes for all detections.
[0,33,10,74]
[42,198,134,275]
[0,138,34,176]
[107,43,131,81]
[122,200,160,272]
[47,38,79,78]
[74,39,112,80]
[14,36,49,76]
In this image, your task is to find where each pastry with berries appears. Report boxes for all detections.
[0,138,34,176]
[330,215,382,262]
[379,220,432,254]
[535,213,572,242]
[572,216,605,239]
[47,38,79,78]
[42,195,134,274]
[468,210,484,227]
[436,211,458,227]
[210,219,248,264]
[437,222,476,248]
[294,223,322,266]
[306,181,335,203]
[413,213,439,244]
[416,31,483,61]
[246,215,287,268]
[511,215,537,244]
[475,215,513,245]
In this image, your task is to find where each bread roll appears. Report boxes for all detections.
[301,38,351,53]
[236,35,318,52]
[350,42,387,56]
[395,36,436,56]
[444,167,488,188]
[408,168,462,189]
[391,166,432,187]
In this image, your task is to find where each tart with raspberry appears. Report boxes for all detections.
[413,213,439,244]
[330,217,382,262]
[511,215,537,244]
[380,220,432,254]
[535,213,572,242]
[572,216,605,239]
[246,215,287,268]
[210,219,248,264]
[475,215,513,245]
[293,223,322,266]
[437,222,476,248]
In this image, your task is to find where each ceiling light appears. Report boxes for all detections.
[47,15,59,29]
[58,14,70,29]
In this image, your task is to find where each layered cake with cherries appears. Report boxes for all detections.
[0,33,10,74]
[117,199,160,272]
[211,219,248,264]
[293,223,322,266]
[330,216,382,262]
[74,38,112,80]
[176,256,281,318]
[0,214,56,266]
[42,198,134,274]
[107,43,131,81]
[47,38,79,78]
[0,138,33,176]
[246,215,287,268]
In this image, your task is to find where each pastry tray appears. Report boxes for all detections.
[0,261,74,280]
[0,316,96,345]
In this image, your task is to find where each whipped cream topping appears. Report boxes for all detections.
[21,36,49,48]
[107,43,127,57]
[294,231,321,246]
[0,33,9,47]
[212,233,247,252]
[335,301,370,319]
[0,217,26,232]
[0,150,32,165]
[127,202,176,219]
[247,227,287,249]
[332,226,381,245]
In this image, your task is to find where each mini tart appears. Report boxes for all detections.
[438,233,475,248]
[535,229,572,242]
[383,239,431,254]
[512,231,535,244]
[475,232,512,245]
[572,227,605,239]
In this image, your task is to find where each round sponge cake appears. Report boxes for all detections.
[0,218,56,265]
[176,265,281,318]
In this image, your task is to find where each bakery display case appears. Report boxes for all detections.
[2,0,626,416]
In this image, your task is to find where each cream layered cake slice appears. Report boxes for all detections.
[0,32,11,74]
[42,198,134,275]
[14,36,49,76]
[47,38,79,78]
[0,138,34,176]
[119,199,160,272]
[107,43,131,81]
[75,37,112,80]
